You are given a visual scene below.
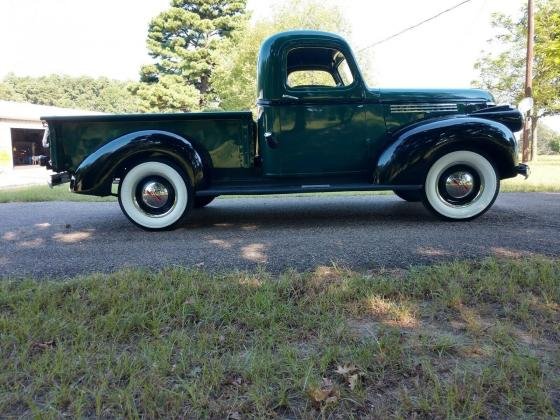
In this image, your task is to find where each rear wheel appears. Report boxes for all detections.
[193,196,216,209]
[422,150,499,221]
[118,160,192,230]
[393,189,422,202]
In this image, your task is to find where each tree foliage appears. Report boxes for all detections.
[0,74,140,113]
[473,0,560,117]
[473,0,560,160]
[139,0,247,111]
[211,0,355,111]
[1,0,377,115]
[130,76,200,113]
[538,121,560,154]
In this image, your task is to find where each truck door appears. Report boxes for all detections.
[260,46,370,177]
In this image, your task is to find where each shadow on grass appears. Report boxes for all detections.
[0,257,558,417]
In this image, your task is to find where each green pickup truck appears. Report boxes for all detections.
[42,30,529,230]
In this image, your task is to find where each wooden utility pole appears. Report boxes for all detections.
[522,0,534,162]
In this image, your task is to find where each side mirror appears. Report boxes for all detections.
[518,97,534,114]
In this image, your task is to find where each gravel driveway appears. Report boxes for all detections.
[1,193,559,278]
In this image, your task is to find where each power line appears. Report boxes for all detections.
[357,0,475,52]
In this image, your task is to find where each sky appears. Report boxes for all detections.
[4,0,557,130]
[251,0,523,88]
[0,0,523,87]
[4,1,557,130]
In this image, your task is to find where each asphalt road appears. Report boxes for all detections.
[1,193,559,278]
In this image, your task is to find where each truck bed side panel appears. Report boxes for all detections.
[45,112,254,177]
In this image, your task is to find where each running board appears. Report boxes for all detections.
[195,183,422,197]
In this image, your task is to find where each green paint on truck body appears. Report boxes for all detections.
[42,30,522,197]
[46,112,254,174]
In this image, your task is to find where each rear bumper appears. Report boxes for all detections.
[515,163,530,179]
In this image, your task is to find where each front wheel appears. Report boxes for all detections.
[118,160,192,230]
[422,150,499,221]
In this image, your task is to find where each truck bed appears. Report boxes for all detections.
[42,111,255,174]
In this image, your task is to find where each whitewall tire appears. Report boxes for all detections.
[422,150,499,221]
[118,161,192,230]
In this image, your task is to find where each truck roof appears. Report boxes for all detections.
[260,30,346,46]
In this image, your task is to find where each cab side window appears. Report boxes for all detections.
[286,47,355,89]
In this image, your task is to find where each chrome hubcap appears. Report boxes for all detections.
[141,181,169,209]
[444,171,475,199]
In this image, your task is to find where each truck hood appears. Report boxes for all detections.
[375,88,494,104]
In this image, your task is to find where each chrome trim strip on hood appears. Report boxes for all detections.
[390,103,458,113]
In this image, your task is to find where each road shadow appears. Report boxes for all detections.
[183,199,429,228]
[176,195,524,230]
[1,194,558,278]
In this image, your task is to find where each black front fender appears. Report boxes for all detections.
[71,130,206,195]
[373,116,519,185]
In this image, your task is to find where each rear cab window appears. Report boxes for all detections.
[285,47,355,90]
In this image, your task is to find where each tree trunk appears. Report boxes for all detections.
[530,114,538,162]
[198,74,209,108]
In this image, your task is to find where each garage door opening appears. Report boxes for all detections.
[11,128,46,166]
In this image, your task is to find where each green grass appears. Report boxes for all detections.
[0,155,558,203]
[502,155,560,192]
[0,185,116,203]
[1,258,558,418]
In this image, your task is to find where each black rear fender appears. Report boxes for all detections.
[71,130,206,195]
[373,116,519,185]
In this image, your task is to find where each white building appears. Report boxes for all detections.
[0,100,101,170]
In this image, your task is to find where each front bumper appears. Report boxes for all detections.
[515,163,530,179]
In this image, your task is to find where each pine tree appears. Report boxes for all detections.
[139,0,247,111]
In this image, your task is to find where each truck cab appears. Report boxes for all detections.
[42,30,529,230]
[256,31,374,178]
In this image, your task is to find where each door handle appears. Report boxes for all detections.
[282,94,299,101]
[264,132,279,149]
